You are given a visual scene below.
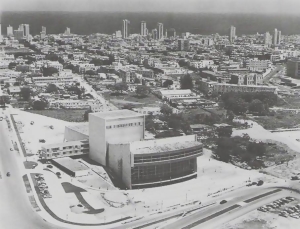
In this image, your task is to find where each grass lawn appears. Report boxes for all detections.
[278,95,300,109]
[26,109,86,122]
[252,111,300,130]
[102,92,161,109]
[24,161,38,169]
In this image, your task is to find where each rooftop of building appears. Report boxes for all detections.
[129,135,202,155]
[66,123,89,136]
[41,139,89,149]
[160,89,192,95]
[52,157,89,172]
[90,109,144,120]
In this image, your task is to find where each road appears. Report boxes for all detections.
[0,110,66,229]
[161,188,290,229]
[263,65,284,84]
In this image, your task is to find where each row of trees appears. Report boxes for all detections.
[221,92,278,115]
[214,136,266,163]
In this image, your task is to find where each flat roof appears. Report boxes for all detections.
[52,157,88,172]
[42,140,88,149]
[90,109,144,120]
[66,123,89,136]
[130,135,202,155]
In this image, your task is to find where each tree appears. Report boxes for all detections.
[20,87,31,101]
[180,74,193,89]
[136,85,150,97]
[145,114,156,132]
[4,83,10,88]
[248,99,267,115]
[85,70,97,76]
[32,100,47,110]
[134,78,141,84]
[111,83,128,94]
[45,53,59,61]
[84,108,92,121]
[160,104,173,116]
[178,59,188,67]
[226,110,235,122]
[46,84,58,93]
[217,127,233,138]
[8,62,17,70]
[162,79,173,88]
[43,67,58,76]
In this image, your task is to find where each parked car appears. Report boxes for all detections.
[39,139,46,143]
[6,172,10,177]
[47,165,53,169]
[286,197,295,201]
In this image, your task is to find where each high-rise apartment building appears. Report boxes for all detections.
[278,30,282,44]
[42,26,46,34]
[157,23,164,40]
[287,58,300,79]
[140,21,147,36]
[229,25,236,43]
[18,24,30,38]
[7,25,13,36]
[152,29,158,40]
[178,39,190,51]
[14,30,24,40]
[273,28,278,45]
[0,24,2,42]
[264,32,272,46]
[122,19,130,39]
[65,27,71,35]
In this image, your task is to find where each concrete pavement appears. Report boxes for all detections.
[0,112,66,229]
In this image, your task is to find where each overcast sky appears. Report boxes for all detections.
[0,0,299,13]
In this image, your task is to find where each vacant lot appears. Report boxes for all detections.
[26,109,86,122]
[278,95,300,109]
[102,92,161,109]
[253,111,300,130]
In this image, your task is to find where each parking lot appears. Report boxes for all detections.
[258,196,300,219]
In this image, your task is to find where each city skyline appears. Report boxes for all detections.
[1,0,300,14]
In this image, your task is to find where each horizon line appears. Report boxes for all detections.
[0,10,299,15]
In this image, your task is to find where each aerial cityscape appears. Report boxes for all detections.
[2,1,300,229]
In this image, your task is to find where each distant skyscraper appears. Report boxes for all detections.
[141,21,147,36]
[14,30,24,40]
[264,32,271,46]
[152,29,158,40]
[42,26,46,34]
[157,23,164,40]
[115,30,122,38]
[229,25,236,43]
[65,27,71,35]
[23,24,30,37]
[18,24,30,38]
[273,28,278,45]
[122,19,130,39]
[278,30,282,44]
[178,39,190,51]
[7,25,13,36]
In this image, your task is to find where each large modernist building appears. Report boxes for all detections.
[109,135,202,189]
[59,109,203,189]
[287,58,300,79]
[89,110,145,166]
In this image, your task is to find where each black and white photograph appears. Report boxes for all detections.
[0,0,300,228]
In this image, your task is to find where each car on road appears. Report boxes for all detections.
[10,148,13,151]
[6,172,10,177]
[220,200,227,204]
[0,117,3,121]
[56,172,61,178]
[43,194,52,198]
[39,139,46,143]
